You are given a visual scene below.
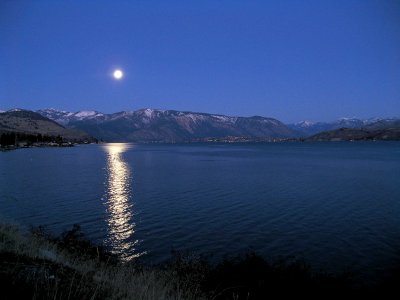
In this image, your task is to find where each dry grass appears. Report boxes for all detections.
[0,223,204,300]
[2,222,398,299]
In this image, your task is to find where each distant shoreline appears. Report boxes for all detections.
[0,141,99,151]
[2,139,400,151]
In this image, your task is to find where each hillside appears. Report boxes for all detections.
[0,110,93,142]
[289,117,399,136]
[38,108,298,142]
[307,127,400,141]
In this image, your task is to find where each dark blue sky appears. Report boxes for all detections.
[1,0,399,122]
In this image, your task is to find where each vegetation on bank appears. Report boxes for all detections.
[1,132,64,147]
[0,132,96,149]
[0,223,196,300]
[0,223,399,299]
[306,127,400,141]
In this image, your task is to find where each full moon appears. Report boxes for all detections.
[113,69,123,80]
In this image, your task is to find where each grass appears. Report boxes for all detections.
[0,223,203,300]
[1,223,399,299]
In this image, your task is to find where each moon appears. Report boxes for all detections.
[113,69,123,80]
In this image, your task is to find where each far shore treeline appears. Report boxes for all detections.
[0,132,95,148]
[1,132,59,146]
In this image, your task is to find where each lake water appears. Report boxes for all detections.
[1,142,400,280]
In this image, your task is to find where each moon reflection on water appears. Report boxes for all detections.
[102,143,142,260]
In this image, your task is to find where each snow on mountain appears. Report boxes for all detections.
[74,110,102,118]
[35,108,297,142]
[293,121,316,128]
[261,118,281,126]
[37,109,104,124]
[8,108,26,112]
[35,107,399,141]
[212,115,237,123]
[290,117,400,136]
[143,108,154,118]
[338,117,358,121]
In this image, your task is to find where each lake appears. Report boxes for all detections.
[1,142,400,281]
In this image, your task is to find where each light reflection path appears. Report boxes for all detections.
[102,143,142,261]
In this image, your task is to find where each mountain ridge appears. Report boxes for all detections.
[307,127,400,141]
[37,108,298,142]
[289,117,400,136]
[0,110,94,143]
[2,107,399,143]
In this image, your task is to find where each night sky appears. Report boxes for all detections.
[1,0,399,122]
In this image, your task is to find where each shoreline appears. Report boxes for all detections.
[1,222,399,299]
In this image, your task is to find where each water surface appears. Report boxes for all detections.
[1,142,400,280]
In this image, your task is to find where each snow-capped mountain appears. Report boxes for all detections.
[289,117,400,136]
[34,108,400,141]
[37,108,104,125]
[36,108,297,142]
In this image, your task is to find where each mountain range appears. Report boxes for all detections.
[307,127,400,141]
[1,108,399,143]
[37,108,297,142]
[288,118,400,136]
